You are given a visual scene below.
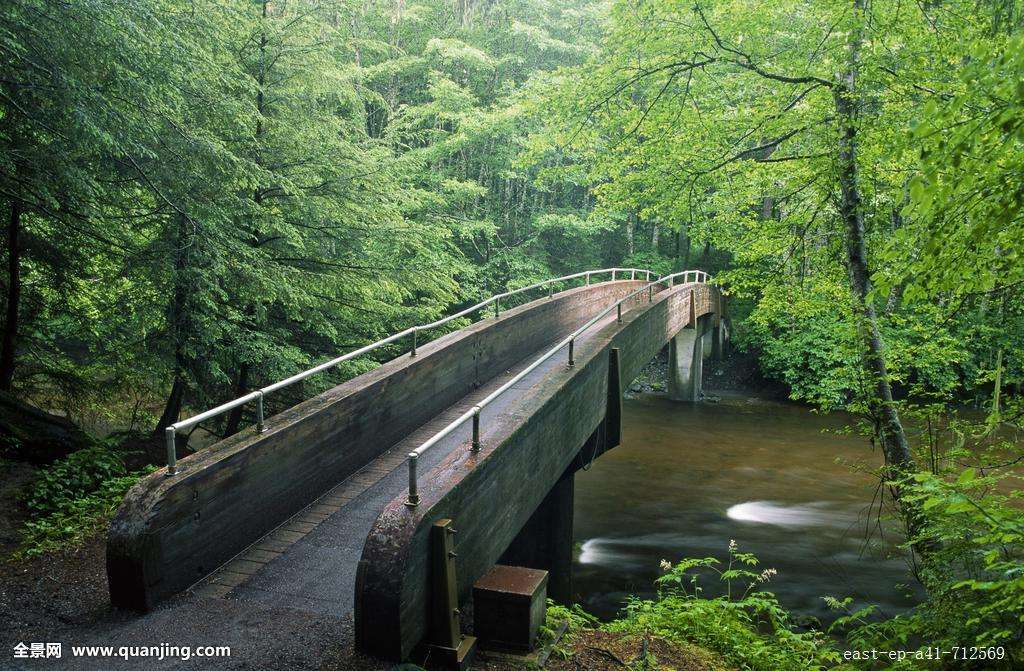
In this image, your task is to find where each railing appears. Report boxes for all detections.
[163,267,656,475]
[404,269,711,506]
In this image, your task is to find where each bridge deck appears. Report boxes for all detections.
[211,305,619,616]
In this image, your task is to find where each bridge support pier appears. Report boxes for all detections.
[711,320,724,361]
[497,347,624,605]
[499,470,574,604]
[712,295,729,361]
[668,315,707,402]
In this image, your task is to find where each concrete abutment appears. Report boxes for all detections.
[668,314,711,402]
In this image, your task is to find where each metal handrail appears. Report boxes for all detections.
[163,267,655,475]
[404,269,712,506]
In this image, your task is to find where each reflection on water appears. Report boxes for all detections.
[572,393,923,622]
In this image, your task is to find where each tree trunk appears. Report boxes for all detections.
[884,283,904,315]
[835,1,913,473]
[224,362,250,437]
[651,223,660,251]
[155,373,186,435]
[388,0,404,110]
[675,226,692,266]
[0,391,92,464]
[0,199,22,391]
[625,211,635,256]
[155,213,192,435]
[835,1,930,556]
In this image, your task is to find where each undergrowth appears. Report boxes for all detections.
[13,446,153,558]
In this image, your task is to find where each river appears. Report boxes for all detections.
[572,392,924,624]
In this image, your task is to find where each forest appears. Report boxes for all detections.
[2,0,1023,669]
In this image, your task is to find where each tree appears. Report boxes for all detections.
[540,0,1006,544]
[0,0,237,415]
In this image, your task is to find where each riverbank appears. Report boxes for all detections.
[626,345,789,400]
[470,629,731,671]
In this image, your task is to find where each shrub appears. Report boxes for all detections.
[606,542,841,671]
[14,446,153,558]
[827,467,1024,669]
[24,446,127,515]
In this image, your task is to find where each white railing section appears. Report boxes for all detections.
[403,269,711,506]
[163,267,657,475]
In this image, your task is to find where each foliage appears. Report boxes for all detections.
[888,36,1024,300]
[23,446,127,515]
[541,601,602,661]
[606,543,840,671]
[534,0,1023,413]
[14,446,153,558]
[546,601,601,635]
[0,0,616,443]
[821,468,1024,669]
[910,467,1023,654]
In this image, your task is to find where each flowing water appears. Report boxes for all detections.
[573,392,924,623]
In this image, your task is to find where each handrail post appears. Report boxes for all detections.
[586,272,591,286]
[617,303,622,323]
[645,270,651,281]
[611,269,616,281]
[648,284,653,302]
[411,328,418,356]
[568,339,575,367]
[548,284,554,299]
[669,274,674,287]
[256,391,265,433]
[165,427,177,476]
[494,297,500,319]
[471,409,481,451]
[406,453,420,507]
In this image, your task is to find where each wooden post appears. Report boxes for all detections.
[431,519,477,669]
